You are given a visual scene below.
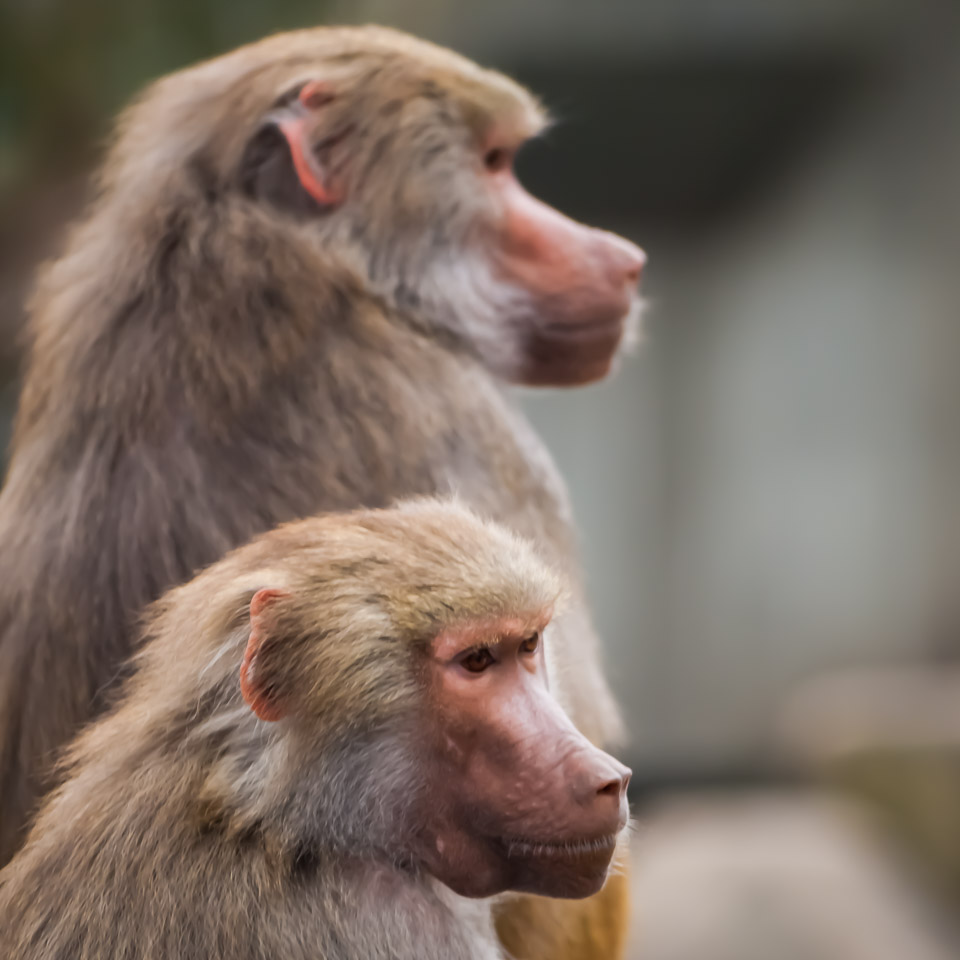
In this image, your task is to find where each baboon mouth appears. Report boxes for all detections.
[500,833,618,860]
[547,314,627,342]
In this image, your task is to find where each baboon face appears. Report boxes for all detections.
[414,611,631,899]
[242,591,629,901]
[230,28,645,385]
[234,503,630,901]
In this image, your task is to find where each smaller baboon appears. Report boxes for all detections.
[0,501,630,960]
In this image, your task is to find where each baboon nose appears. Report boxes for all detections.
[595,762,631,804]
[621,246,646,284]
[597,770,630,800]
[591,761,631,829]
[597,232,646,286]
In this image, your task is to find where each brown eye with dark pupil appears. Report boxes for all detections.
[461,647,496,673]
[519,632,540,655]
[484,147,510,172]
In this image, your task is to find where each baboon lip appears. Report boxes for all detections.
[499,832,618,861]
[543,314,626,342]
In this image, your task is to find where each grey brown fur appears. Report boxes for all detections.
[0,25,621,865]
[0,502,560,960]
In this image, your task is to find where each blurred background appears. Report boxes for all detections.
[3,0,960,956]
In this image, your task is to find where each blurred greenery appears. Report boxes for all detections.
[0,0,328,191]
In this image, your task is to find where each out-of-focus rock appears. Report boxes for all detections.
[628,792,959,960]
[783,666,960,900]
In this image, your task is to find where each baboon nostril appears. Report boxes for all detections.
[596,764,631,801]
[597,777,626,799]
[597,778,621,798]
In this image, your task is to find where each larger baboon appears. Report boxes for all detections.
[0,25,644,957]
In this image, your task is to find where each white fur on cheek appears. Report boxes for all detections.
[417,253,536,379]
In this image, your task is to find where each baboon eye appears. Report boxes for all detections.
[460,646,496,673]
[483,147,511,173]
[519,632,540,655]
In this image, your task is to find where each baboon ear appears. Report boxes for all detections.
[276,82,341,207]
[241,81,346,214]
[240,588,293,722]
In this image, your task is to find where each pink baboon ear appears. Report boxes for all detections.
[240,588,292,722]
[276,81,341,207]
